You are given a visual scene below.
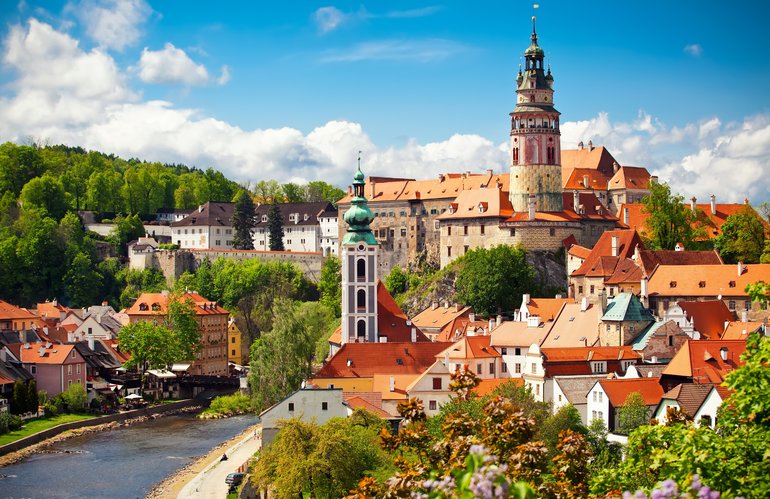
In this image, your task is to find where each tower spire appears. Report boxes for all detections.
[532,16,537,42]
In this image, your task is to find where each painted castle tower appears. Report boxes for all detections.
[509,16,563,213]
[340,165,379,344]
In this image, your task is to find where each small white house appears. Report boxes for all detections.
[404,360,453,417]
[259,388,348,447]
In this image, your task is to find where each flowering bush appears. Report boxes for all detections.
[624,475,727,499]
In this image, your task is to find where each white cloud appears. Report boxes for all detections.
[684,43,703,57]
[137,43,210,86]
[216,65,231,85]
[70,0,151,51]
[320,39,467,63]
[313,6,345,34]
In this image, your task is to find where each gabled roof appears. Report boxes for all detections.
[525,298,568,322]
[561,146,618,176]
[562,168,611,191]
[662,340,746,383]
[554,374,606,405]
[376,281,430,343]
[126,292,228,317]
[474,378,522,397]
[437,188,513,220]
[601,293,654,322]
[677,300,734,339]
[503,192,617,224]
[337,172,510,204]
[542,302,602,348]
[411,303,472,332]
[597,377,664,407]
[608,166,652,191]
[721,321,763,340]
[73,341,123,370]
[647,264,770,298]
[631,320,684,352]
[660,383,714,417]
[541,346,641,363]
[342,393,392,418]
[572,230,644,277]
[0,300,38,322]
[35,300,73,319]
[568,244,592,260]
[490,320,551,348]
[436,335,501,361]
[313,341,451,378]
[405,360,451,393]
[371,373,420,400]
[19,342,82,365]
[253,202,336,227]
[604,258,643,285]
[635,249,723,277]
[172,202,235,227]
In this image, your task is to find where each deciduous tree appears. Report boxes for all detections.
[318,255,341,317]
[641,181,702,250]
[714,206,767,263]
[616,391,650,435]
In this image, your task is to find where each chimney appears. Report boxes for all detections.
[710,194,716,215]
[454,303,459,313]
[573,191,580,212]
[523,294,531,305]
[623,207,629,225]
[588,140,594,151]
[599,288,608,313]
[741,309,748,323]
[738,262,745,276]
[469,313,476,323]
[611,236,619,257]
[641,277,648,298]
[198,205,203,213]
[744,197,750,205]
[690,196,697,213]
[431,301,438,310]
[527,315,540,328]
[555,294,563,299]
[438,173,445,182]
[101,300,108,306]
[444,351,450,366]
[720,347,728,362]
[675,242,684,252]
[488,318,494,332]
[38,346,46,357]
[496,315,502,327]
[88,334,95,350]
[411,327,417,342]
[389,376,395,392]
[613,161,619,173]
[578,141,584,150]
[528,194,536,221]
[443,301,449,309]
[580,296,589,312]
[583,175,589,188]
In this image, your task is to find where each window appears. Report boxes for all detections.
[592,410,597,420]
[76,364,81,374]
[480,225,485,235]
[400,228,406,237]
[591,361,607,373]
[429,400,437,411]
[322,402,328,411]
[489,363,495,375]
[447,226,452,236]
[549,228,556,236]
[502,362,508,373]
[728,300,736,310]
[463,226,468,235]
[288,403,295,411]
[590,285,595,294]
[231,337,236,343]
[531,363,536,374]
[501,347,507,355]
[535,384,540,395]
[356,259,366,281]
[514,347,521,356]
[447,247,452,257]
[668,335,674,346]
[515,363,521,374]
[598,411,604,420]
[510,228,516,237]
[476,363,482,374]
[30,365,36,374]
[598,392,603,402]
[231,349,236,356]
[558,394,562,402]
[578,285,584,294]
[68,365,72,374]
[593,391,597,402]
[71,351,76,358]
[700,415,713,428]
[432,377,442,390]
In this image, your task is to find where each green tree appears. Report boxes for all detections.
[318,255,341,317]
[61,383,87,412]
[281,182,306,203]
[109,213,145,256]
[267,202,284,251]
[306,181,346,206]
[11,380,27,415]
[167,296,202,361]
[86,169,124,213]
[61,155,92,211]
[616,391,650,435]
[538,404,587,453]
[0,143,44,197]
[118,321,177,388]
[231,190,256,250]
[714,206,767,263]
[204,167,236,202]
[64,251,103,307]
[254,179,284,203]
[20,174,69,221]
[455,244,535,316]
[15,210,66,305]
[26,379,38,413]
[384,265,409,297]
[723,332,770,426]
[641,181,702,250]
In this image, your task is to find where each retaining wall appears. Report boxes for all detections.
[0,399,203,456]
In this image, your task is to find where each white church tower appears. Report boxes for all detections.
[340,163,379,344]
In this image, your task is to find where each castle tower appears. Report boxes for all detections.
[340,163,379,344]
[509,17,563,213]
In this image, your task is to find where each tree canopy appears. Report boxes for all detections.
[267,202,285,251]
[231,190,256,250]
[641,181,703,250]
[616,391,650,435]
[455,244,535,316]
[714,206,767,263]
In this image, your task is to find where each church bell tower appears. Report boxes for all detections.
[509,17,563,213]
[340,161,379,344]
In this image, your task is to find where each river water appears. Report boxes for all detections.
[0,413,257,499]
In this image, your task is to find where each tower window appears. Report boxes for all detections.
[357,319,366,338]
[357,289,366,311]
[356,258,366,281]
[513,147,519,164]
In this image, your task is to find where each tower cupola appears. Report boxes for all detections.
[342,163,377,245]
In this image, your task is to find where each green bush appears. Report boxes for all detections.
[0,411,23,434]
[44,402,59,418]
[201,393,256,417]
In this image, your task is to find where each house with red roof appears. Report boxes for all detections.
[403,360,454,416]
[659,340,746,391]
[409,301,473,342]
[653,383,714,426]
[435,335,503,379]
[0,300,40,332]
[19,342,87,397]
[721,320,764,340]
[587,377,664,432]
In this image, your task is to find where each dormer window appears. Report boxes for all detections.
[698,281,706,288]
[670,281,677,288]
[261,215,268,222]
[729,281,736,288]
[139,303,148,311]
[304,214,309,221]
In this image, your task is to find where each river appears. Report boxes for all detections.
[0,413,257,499]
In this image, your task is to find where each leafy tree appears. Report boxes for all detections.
[231,190,256,250]
[267,202,284,251]
[26,379,38,413]
[617,391,650,434]
[714,206,767,263]
[254,179,284,203]
[0,142,44,197]
[281,182,306,203]
[722,332,770,426]
[167,296,202,361]
[306,180,346,206]
[585,418,622,476]
[492,381,551,426]
[19,174,69,221]
[61,383,87,412]
[455,244,535,316]
[641,181,703,250]
[204,167,236,202]
[384,265,409,297]
[11,380,27,415]
[64,251,103,307]
[61,155,92,211]
[318,255,341,317]
[538,404,587,453]
[86,169,124,213]
[118,321,177,388]
[109,213,145,256]
[15,210,66,305]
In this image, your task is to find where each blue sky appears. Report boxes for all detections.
[1,1,769,202]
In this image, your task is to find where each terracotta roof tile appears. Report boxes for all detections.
[561,146,618,176]
[677,300,734,339]
[436,335,501,361]
[543,302,603,348]
[313,341,452,378]
[604,258,643,285]
[19,342,82,365]
[376,281,430,343]
[526,298,568,322]
[568,244,592,259]
[490,320,551,348]
[126,292,228,317]
[0,300,38,322]
[660,383,714,417]
[411,304,472,332]
[541,346,640,362]
[721,321,763,340]
[648,264,770,298]
[608,166,652,191]
[572,230,644,278]
[562,168,611,190]
[598,377,664,407]
[635,249,723,276]
[437,188,513,220]
[474,378,522,397]
[663,340,746,383]
[343,393,392,418]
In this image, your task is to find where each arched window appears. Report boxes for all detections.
[356,289,366,311]
[356,319,366,338]
[513,148,519,164]
[356,258,366,281]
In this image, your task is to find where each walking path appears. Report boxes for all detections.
[176,425,261,499]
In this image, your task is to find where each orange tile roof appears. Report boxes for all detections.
[411,303,472,331]
[0,299,38,322]
[126,292,228,316]
[328,326,342,345]
[561,146,618,176]
[598,377,664,407]
[572,230,644,277]
[438,188,513,220]
[677,300,734,340]
[376,281,430,343]
[662,340,746,383]
[19,342,81,365]
[313,341,452,378]
[436,335,501,361]
[721,321,763,340]
[604,258,643,285]
[543,302,602,348]
[608,166,652,191]
[541,346,640,362]
[635,249,723,277]
[562,168,611,190]
[102,339,130,363]
[35,301,72,319]
[474,378,522,397]
[526,298,568,322]
[371,374,420,400]
[568,244,592,259]
[338,172,510,204]
[647,264,770,298]
[343,393,392,418]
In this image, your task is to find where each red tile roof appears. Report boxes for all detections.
[19,342,82,365]
[474,378,522,397]
[663,340,746,383]
[604,258,643,285]
[0,300,38,322]
[343,393,392,418]
[562,168,610,191]
[312,342,452,378]
[677,300,734,340]
[542,346,640,362]
[572,230,644,277]
[721,321,763,340]
[598,377,664,407]
[411,303,472,332]
[436,335,501,361]
[126,292,228,316]
[647,264,770,298]
[568,244,592,260]
[635,249,723,277]
[561,146,618,176]
[526,298,568,322]
[438,188,513,220]
[608,166,652,191]
[376,281,430,343]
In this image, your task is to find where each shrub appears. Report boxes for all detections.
[0,411,23,434]
[201,393,256,418]
[44,402,59,418]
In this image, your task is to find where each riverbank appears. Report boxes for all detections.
[0,402,203,466]
[147,422,260,498]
